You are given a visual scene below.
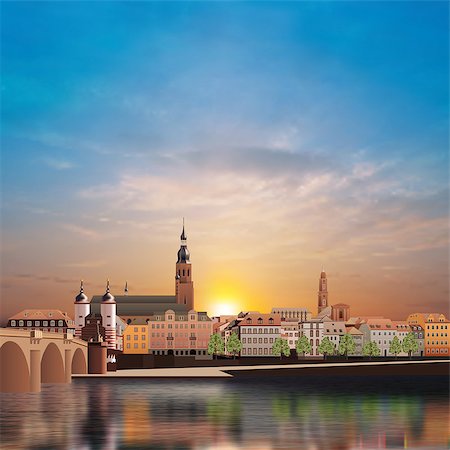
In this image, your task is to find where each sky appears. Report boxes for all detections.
[1,1,448,324]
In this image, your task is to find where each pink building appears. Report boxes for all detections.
[147,309,213,356]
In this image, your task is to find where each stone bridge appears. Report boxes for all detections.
[0,328,88,392]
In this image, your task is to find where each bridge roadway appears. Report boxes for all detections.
[0,328,88,392]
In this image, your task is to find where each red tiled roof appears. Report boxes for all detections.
[9,309,72,321]
[238,313,281,326]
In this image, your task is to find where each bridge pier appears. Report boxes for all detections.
[65,349,72,384]
[30,349,41,393]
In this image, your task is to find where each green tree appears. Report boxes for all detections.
[402,332,419,359]
[362,341,381,359]
[318,337,335,359]
[338,333,356,359]
[207,333,224,359]
[272,337,291,359]
[296,335,312,357]
[389,336,403,359]
[226,332,242,359]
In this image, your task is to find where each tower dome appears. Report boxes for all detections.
[177,246,190,263]
[102,280,116,303]
[75,280,89,303]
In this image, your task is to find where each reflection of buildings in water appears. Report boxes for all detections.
[418,402,450,447]
[119,394,242,448]
[0,384,89,450]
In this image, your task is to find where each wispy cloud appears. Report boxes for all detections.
[42,157,76,170]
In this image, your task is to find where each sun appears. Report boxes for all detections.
[210,301,238,317]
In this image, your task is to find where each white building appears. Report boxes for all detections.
[323,321,347,352]
[358,318,405,357]
[299,318,326,357]
[237,313,282,357]
[271,307,311,322]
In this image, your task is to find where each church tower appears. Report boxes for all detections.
[101,280,117,350]
[318,269,328,314]
[175,220,194,310]
[74,280,90,339]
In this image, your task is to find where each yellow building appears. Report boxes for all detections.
[123,319,148,354]
[407,313,449,357]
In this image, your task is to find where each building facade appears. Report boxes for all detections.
[238,314,282,357]
[407,312,449,356]
[358,318,403,357]
[146,309,212,356]
[271,308,311,322]
[323,321,347,352]
[123,319,148,354]
[7,309,74,334]
[299,318,325,357]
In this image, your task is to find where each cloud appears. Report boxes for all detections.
[42,157,76,170]
[61,260,107,269]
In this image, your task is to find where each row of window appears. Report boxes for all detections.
[428,333,448,337]
[150,323,209,329]
[242,337,275,344]
[310,330,321,337]
[428,325,448,329]
[126,335,146,341]
[427,341,449,345]
[126,343,147,349]
[10,320,65,327]
[427,348,448,353]
[241,328,280,334]
[242,348,273,355]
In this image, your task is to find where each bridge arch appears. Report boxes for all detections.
[0,342,30,392]
[41,342,65,383]
[72,348,87,374]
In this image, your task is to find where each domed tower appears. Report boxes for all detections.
[101,280,116,349]
[175,219,194,309]
[318,268,328,314]
[74,280,90,338]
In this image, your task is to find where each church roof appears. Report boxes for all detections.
[90,295,184,316]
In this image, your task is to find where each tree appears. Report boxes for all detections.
[389,336,402,359]
[318,337,335,359]
[362,341,381,360]
[272,337,290,360]
[338,333,356,359]
[402,332,419,359]
[296,335,312,357]
[226,332,242,359]
[207,333,224,359]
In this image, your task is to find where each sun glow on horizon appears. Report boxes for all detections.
[209,300,240,317]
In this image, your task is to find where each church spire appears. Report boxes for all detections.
[180,217,187,242]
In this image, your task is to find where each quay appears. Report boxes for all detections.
[73,358,450,379]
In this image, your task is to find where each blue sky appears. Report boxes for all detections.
[1,1,448,320]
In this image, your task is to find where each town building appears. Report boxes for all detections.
[7,309,74,334]
[123,318,148,354]
[347,326,364,355]
[331,304,351,322]
[271,307,311,322]
[358,318,404,357]
[81,313,105,342]
[281,319,300,350]
[237,313,282,357]
[407,312,449,356]
[146,309,212,356]
[299,318,326,357]
[409,323,425,356]
[323,321,347,352]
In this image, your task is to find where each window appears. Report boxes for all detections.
[134,335,138,340]
[142,343,146,349]
[259,338,262,344]
[43,321,48,326]
[316,339,319,346]
[141,335,145,340]
[50,320,55,326]
[310,331,313,337]
[127,335,130,341]
[11,320,16,326]
[134,343,138,349]
[141,327,146,332]
[127,343,130,349]
[27,321,32,327]
[35,321,40,326]
[58,320,64,326]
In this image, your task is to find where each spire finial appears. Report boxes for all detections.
[124,280,128,295]
[106,279,110,293]
[180,218,187,242]
[80,279,84,293]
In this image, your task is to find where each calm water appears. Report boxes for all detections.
[0,376,448,450]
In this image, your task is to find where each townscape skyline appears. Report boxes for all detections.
[1,2,448,323]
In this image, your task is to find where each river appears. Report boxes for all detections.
[0,375,448,449]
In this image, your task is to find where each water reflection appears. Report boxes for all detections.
[0,376,448,449]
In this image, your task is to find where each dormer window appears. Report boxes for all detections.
[258,318,263,324]
[247,318,252,324]
[269,318,274,324]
